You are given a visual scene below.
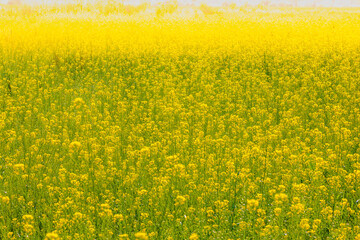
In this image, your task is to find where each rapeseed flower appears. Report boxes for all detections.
[1,5,360,240]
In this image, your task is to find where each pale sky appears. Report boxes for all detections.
[1,0,360,7]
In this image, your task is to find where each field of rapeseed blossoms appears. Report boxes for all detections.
[1,4,360,239]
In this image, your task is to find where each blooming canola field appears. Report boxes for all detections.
[1,7,360,240]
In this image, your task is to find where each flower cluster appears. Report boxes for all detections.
[1,5,360,240]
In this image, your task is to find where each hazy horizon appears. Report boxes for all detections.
[2,0,360,7]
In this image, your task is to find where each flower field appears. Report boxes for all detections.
[1,6,360,239]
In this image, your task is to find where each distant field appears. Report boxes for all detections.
[1,7,360,240]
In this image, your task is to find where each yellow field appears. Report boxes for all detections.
[1,6,360,240]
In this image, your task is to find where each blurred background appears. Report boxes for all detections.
[2,0,360,7]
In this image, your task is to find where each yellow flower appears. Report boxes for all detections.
[290,203,305,214]
[74,212,83,219]
[189,233,199,240]
[23,223,34,235]
[134,232,148,240]
[73,97,85,105]
[114,214,124,222]
[2,196,10,204]
[175,195,186,206]
[22,215,34,222]
[13,164,25,171]
[274,208,282,216]
[313,219,321,225]
[119,233,129,239]
[45,232,60,240]
[313,219,321,231]
[300,219,310,231]
[274,193,288,205]
[69,141,82,150]
[247,199,259,211]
